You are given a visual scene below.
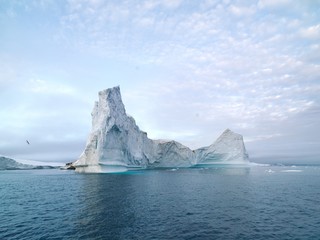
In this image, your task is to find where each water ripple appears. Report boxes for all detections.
[1,167,320,239]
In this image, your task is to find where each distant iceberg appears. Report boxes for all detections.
[74,86,249,173]
[0,156,56,170]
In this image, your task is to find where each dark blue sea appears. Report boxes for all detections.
[1,165,320,240]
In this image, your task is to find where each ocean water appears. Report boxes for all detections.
[1,166,320,240]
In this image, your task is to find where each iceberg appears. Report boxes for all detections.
[74,86,249,173]
[0,156,34,170]
[0,156,56,170]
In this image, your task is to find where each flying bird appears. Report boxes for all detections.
[26,140,30,145]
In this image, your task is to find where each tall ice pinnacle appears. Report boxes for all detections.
[74,86,249,173]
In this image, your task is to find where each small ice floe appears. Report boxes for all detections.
[168,168,178,171]
[266,169,275,173]
[281,169,302,173]
[250,162,270,167]
[199,167,209,170]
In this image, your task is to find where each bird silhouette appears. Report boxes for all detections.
[26,140,30,145]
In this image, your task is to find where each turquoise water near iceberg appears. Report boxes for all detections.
[1,166,320,239]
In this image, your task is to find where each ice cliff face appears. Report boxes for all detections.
[74,86,249,173]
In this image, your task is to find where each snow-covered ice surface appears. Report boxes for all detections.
[74,86,250,173]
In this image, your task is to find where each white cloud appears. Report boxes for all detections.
[87,0,103,7]
[142,0,182,10]
[300,24,320,39]
[228,4,256,16]
[161,0,182,9]
[135,17,154,27]
[245,133,283,143]
[258,0,291,9]
[28,79,75,95]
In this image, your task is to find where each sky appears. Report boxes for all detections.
[0,0,320,164]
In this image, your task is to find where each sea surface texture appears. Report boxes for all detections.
[1,166,320,240]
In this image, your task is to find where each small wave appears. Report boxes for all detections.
[249,162,271,167]
[281,170,303,173]
[168,168,178,171]
[265,169,275,173]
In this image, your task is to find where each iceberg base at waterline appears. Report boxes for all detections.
[73,86,250,173]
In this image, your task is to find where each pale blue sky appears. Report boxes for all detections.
[1,0,319,163]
